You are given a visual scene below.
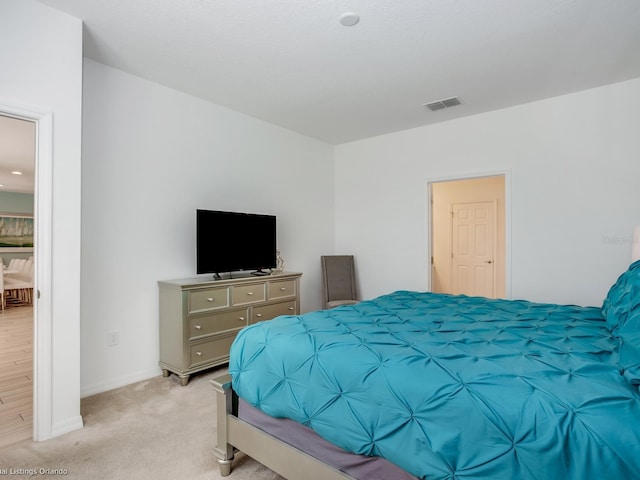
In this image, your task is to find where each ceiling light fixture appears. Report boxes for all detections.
[339,12,360,27]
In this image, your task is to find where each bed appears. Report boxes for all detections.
[212,260,640,479]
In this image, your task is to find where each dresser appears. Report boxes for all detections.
[158,272,302,385]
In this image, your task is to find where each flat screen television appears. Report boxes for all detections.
[196,209,276,277]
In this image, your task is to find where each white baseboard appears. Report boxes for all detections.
[50,415,84,439]
[80,367,163,398]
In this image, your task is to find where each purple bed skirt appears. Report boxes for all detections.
[238,398,418,480]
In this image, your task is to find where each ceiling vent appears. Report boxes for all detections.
[423,96,462,112]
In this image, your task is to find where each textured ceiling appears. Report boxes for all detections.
[31,0,640,144]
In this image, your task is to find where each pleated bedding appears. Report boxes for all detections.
[230,262,640,479]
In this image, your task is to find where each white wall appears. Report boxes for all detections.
[81,60,335,396]
[335,78,640,307]
[0,0,83,438]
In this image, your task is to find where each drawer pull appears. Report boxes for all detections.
[280,287,287,291]
[207,297,215,302]
[256,313,262,318]
[196,351,202,357]
[238,317,245,321]
[288,307,294,311]
[247,292,254,296]
[194,325,202,330]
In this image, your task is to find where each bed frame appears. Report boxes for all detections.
[212,374,354,479]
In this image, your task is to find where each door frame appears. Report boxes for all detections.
[0,101,54,441]
[426,170,512,298]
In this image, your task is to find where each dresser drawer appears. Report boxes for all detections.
[189,308,248,340]
[268,279,297,300]
[253,300,297,323]
[189,287,230,314]
[233,283,266,306]
[189,334,237,367]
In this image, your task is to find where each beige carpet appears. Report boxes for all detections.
[0,367,283,480]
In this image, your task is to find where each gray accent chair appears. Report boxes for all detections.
[321,255,359,309]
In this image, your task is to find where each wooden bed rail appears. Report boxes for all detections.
[211,374,354,479]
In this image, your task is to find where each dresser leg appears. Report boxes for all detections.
[179,374,190,386]
[217,458,233,477]
[162,368,170,378]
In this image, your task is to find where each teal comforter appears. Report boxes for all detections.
[229,291,640,479]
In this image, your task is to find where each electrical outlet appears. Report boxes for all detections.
[108,331,119,347]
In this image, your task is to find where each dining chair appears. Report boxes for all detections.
[321,255,359,309]
[7,258,19,271]
[5,259,33,304]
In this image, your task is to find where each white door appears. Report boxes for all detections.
[451,201,496,298]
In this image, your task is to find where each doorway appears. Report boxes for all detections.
[0,114,36,447]
[429,175,507,299]
[0,102,54,445]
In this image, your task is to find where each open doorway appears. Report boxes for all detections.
[429,175,508,299]
[0,114,36,447]
[0,101,55,444]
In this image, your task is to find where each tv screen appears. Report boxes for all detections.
[196,209,276,276]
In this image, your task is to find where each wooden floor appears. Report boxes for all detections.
[0,303,33,449]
